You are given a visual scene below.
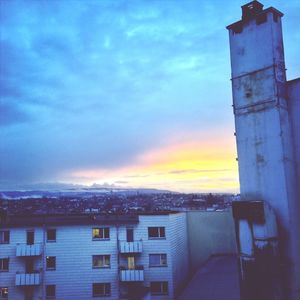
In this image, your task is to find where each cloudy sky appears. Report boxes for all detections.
[0,0,299,192]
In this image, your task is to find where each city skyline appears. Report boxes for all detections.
[1,0,299,193]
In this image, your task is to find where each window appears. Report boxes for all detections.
[0,287,8,299]
[150,282,168,295]
[127,256,135,270]
[0,231,9,244]
[25,258,34,273]
[126,228,133,242]
[46,256,56,270]
[0,258,9,272]
[47,229,56,242]
[148,227,165,239]
[149,254,167,267]
[93,283,111,297]
[27,230,34,245]
[93,255,110,268]
[46,285,56,298]
[92,228,110,240]
[256,13,267,25]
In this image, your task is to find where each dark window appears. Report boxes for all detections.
[0,258,9,271]
[93,283,111,297]
[0,287,8,299]
[92,255,110,268]
[148,227,165,239]
[25,258,34,273]
[47,229,56,242]
[46,256,56,270]
[126,228,134,242]
[46,285,56,298]
[149,254,167,267]
[150,281,168,295]
[256,13,267,25]
[92,228,110,240]
[27,231,34,245]
[273,13,278,22]
[0,231,9,244]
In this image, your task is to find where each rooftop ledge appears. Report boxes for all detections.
[226,2,283,31]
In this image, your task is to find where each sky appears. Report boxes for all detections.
[0,0,299,193]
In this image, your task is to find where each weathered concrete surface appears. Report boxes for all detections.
[227,2,300,299]
[287,77,300,300]
[288,78,300,196]
[186,211,237,273]
[178,255,240,300]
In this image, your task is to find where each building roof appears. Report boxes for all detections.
[0,211,180,227]
[287,77,300,85]
[226,1,283,31]
[0,213,139,227]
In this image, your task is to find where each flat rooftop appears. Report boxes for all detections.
[0,211,180,227]
[179,255,240,300]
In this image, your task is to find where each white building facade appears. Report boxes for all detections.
[0,212,189,300]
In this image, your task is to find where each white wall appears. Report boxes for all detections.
[1,213,189,300]
[168,213,189,297]
[139,214,175,300]
[0,227,44,299]
[44,225,119,300]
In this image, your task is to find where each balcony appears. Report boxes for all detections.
[15,272,41,286]
[120,267,144,282]
[119,241,143,254]
[16,243,42,257]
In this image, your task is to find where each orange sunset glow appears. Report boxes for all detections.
[67,136,239,193]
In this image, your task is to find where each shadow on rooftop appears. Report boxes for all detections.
[178,255,240,300]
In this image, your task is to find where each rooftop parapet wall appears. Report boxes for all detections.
[186,211,237,273]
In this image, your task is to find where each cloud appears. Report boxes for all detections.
[0,0,298,190]
[114,181,129,184]
[0,101,30,126]
[168,169,230,175]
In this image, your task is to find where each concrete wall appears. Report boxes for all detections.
[227,6,299,299]
[288,78,300,195]
[186,211,237,273]
[287,77,300,300]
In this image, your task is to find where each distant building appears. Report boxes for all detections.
[0,212,189,300]
[227,1,300,299]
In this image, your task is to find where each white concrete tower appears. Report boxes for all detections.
[227,1,299,300]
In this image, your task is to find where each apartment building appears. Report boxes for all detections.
[0,212,188,300]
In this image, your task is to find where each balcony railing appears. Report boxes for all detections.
[119,240,143,254]
[16,243,42,257]
[120,267,144,282]
[15,272,41,286]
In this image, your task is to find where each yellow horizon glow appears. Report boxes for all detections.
[64,136,240,193]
